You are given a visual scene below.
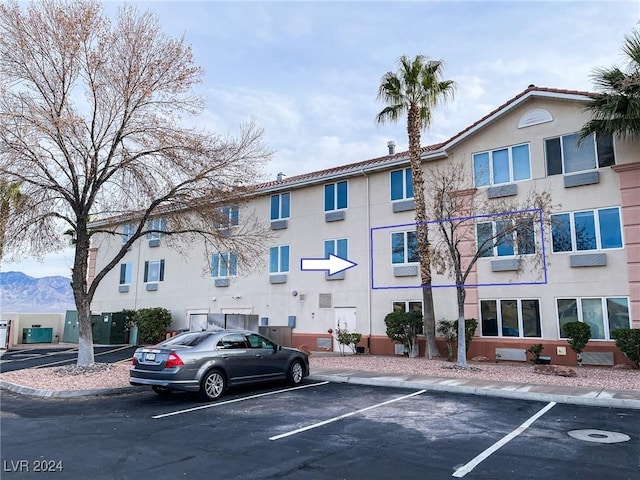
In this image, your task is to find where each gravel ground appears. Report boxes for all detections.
[1,355,638,392]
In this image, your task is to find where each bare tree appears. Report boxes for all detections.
[0,1,272,365]
[425,161,553,367]
[0,180,24,262]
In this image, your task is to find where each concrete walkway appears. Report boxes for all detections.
[308,368,640,410]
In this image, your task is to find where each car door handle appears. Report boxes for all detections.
[255,354,263,358]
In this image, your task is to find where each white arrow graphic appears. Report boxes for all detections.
[300,254,357,276]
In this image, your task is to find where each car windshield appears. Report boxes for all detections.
[162,332,213,347]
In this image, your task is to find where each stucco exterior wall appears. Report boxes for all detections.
[87,89,638,360]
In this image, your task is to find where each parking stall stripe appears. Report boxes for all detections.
[152,381,330,419]
[1,347,78,363]
[452,401,557,478]
[33,345,132,369]
[269,389,427,441]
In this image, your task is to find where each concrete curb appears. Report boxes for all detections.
[0,380,146,399]
[307,374,640,410]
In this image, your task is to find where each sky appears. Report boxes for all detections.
[2,0,638,279]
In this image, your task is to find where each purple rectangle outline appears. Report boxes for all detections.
[370,208,548,290]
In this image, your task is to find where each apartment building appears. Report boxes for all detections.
[89,86,639,365]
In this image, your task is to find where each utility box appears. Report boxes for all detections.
[93,312,127,345]
[22,327,53,344]
[63,310,80,343]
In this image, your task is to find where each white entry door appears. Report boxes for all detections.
[333,307,357,352]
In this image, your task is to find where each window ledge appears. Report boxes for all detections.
[325,271,345,280]
[569,253,606,267]
[325,211,345,222]
[564,171,599,188]
[145,283,158,291]
[491,258,521,272]
[118,285,130,293]
[270,219,288,230]
[214,278,229,287]
[392,199,415,213]
[487,183,517,199]
[269,274,287,284]
[148,238,160,248]
[393,265,418,277]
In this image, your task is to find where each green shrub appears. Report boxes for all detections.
[436,320,456,361]
[562,321,591,365]
[384,311,423,358]
[135,307,172,345]
[458,318,478,354]
[527,344,545,364]
[611,328,640,368]
[436,318,478,362]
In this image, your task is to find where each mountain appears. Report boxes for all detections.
[0,271,75,313]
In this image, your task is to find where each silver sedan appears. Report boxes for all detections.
[130,329,310,401]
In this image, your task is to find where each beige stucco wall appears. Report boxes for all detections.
[0,312,65,347]
[89,92,638,345]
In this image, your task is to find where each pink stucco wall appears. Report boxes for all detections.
[612,162,640,329]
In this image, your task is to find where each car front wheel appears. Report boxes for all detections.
[200,370,226,401]
[288,360,304,386]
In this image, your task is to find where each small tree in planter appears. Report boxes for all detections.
[611,328,640,368]
[384,311,423,358]
[437,318,478,362]
[527,344,545,364]
[562,321,591,366]
[437,320,456,361]
[335,326,362,355]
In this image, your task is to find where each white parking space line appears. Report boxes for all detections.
[269,389,427,441]
[32,345,131,369]
[452,401,557,478]
[152,381,330,419]
[1,348,78,363]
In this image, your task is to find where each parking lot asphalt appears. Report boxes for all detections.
[1,345,639,409]
[1,382,638,480]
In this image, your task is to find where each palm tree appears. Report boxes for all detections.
[580,28,640,140]
[0,180,23,261]
[376,54,455,358]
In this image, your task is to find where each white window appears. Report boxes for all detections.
[390,168,413,201]
[122,224,135,244]
[211,252,238,278]
[270,193,290,220]
[480,299,542,338]
[146,217,167,240]
[119,262,133,285]
[217,206,239,229]
[551,207,623,253]
[324,238,348,259]
[557,297,630,340]
[324,181,348,212]
[476,219,535,257]
[545,132,614,175]
[144,259,165,283]
[391,231,418,264]
[473,143,531,186]
[269,245,289,274]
